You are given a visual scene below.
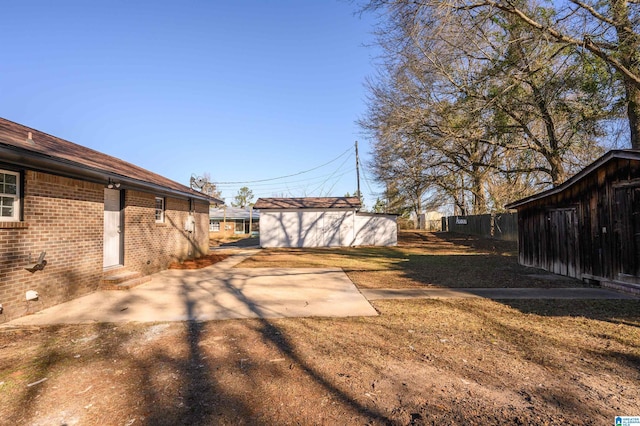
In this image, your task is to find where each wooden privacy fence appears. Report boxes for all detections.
[441,213,518,241]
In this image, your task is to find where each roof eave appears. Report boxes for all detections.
[505,149,640,209]
[0,144,212,202]
[254,206,361,211]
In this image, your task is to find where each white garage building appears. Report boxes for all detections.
[254,197,397,248]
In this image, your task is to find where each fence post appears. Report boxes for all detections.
[490,213,495,238]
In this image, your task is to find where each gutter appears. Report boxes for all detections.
[0,144,212,203]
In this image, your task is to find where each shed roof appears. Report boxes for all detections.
[0,117,222,203]
[210,206,259,220]
[254,197,362,210]
[505,149,640,209]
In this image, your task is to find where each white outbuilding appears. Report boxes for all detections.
[254,197,397,248]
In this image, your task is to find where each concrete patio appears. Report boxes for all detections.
[4,250,379,326]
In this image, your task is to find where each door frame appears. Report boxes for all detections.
[103,188,124,269]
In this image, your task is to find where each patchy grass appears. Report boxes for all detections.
[241,231,586,289]
[1,231,638,425]
[1,299,638,425]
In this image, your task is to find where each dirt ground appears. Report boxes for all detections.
[240,231,586,289]
[169,254,230,270]
[1,232,638,425]
[209,235,260,248]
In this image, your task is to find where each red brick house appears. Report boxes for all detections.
[209,206,259,237]
[0,117,220,322]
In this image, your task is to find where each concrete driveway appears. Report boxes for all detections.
[5,250,379,326]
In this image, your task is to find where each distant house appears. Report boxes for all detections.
[505,150,640,293]
[254,197,397,248]
[418,211,444,231]
[0,117,222,322]
[209,206,259,236]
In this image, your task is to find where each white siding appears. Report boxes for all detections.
[354,214,397,246]
[259,209,397,248]
[259,210,326,248]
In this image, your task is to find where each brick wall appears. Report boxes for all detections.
[123,190,209,275]
[0,170,210,323]
[0,170,104,322]
[210,219,243,238]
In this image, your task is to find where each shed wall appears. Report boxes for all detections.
[516,157,640,282]
[259,210,356,248]
[354,214,398,246]
[259,210,397,248]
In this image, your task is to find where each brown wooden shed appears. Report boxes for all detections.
[505,150,640,292]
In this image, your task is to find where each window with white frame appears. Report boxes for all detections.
[210,220,220,232]
[155,197,165,223]
[0,170,20,221]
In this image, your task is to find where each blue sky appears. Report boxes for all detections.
[0,0,383,205]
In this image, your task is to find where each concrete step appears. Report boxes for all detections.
[100,270,151,290]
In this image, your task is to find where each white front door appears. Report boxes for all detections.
[103,189,123,268]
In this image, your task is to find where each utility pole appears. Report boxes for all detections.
[355,141,361,199]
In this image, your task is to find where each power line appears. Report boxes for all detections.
[213,146,352,185]
[225,168,356,199]
[310,151,355,196]
[360,164,377,197]
[214,165,355,189]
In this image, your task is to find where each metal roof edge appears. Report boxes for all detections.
[356,212,400,216]
[505,149,640,209]
[253,197,362,210]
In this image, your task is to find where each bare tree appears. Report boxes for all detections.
[363,0,639,147]
[474,0,639,148]
[358,0,623,214]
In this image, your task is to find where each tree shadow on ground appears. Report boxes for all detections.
[501,299,640,325]
[396,253,587,289]
[216,237,260,248]
[388,231,585,288]
[82,271,393,425]
[206,274,393,424]
[136,308,250,425]
[399,231,518,255]
[433,299,640,420]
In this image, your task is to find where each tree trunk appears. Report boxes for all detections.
[547,153,566,187]
[612,0,640,149]
[471,174,487,214]
[626,79,640,149]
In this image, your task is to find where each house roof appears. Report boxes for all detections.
[210,206,260,220]
[253,197,362,210]
[505,149,640,209]
[0,117,222,203]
